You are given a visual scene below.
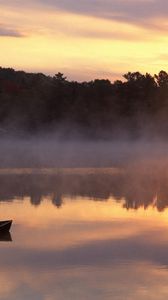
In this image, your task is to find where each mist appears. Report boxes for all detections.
[0,136,168,212]
[0,132,168,169]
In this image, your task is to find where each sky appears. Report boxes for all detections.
[1,0,168,81]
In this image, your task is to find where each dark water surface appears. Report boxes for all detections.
[1,167,168,300]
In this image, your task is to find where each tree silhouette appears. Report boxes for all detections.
[0,67,168,138]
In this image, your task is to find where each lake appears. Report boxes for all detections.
[0,166,168,300]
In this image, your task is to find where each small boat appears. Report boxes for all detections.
[0,232,12,242]
[0,220,12,232]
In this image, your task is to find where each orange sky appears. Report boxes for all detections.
[1,0,168,81]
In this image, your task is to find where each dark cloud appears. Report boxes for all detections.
[0,26,24,37]
[38,0,168,27]
[1,0,168,29]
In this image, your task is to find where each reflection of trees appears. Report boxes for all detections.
[51,193,63,208]
[119,169,168,211]
[30,194,42,206]
[0,174,113,208]
[0,169,168,211]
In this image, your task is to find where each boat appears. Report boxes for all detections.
[0,220,12,232]
[0,232,12,242]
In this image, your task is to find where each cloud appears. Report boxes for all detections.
[1,0,168,30]
[41,0,168,23]
[0,26,24,37]
[61,27,145,41]
[48,24,146,42]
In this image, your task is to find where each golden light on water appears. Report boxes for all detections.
[1,196,168,251]
[1,194,168,299]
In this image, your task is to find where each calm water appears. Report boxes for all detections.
[1,167,168,300]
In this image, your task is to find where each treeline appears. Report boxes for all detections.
[0,67,168,138]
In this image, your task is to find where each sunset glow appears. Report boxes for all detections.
[2,3,168,297]
[1,0,168,80]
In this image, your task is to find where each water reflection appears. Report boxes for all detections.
[1,195,168,299]
[0,166,168,211]
[1,167,168,299]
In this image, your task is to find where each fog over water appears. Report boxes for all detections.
[1,134,168,212]
[0,134,168,212]
[0,134,168,168]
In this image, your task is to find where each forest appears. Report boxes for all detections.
[0,67,168,138]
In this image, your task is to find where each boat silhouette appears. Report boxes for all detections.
[0,231,12,241]
[0,220,12,232]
